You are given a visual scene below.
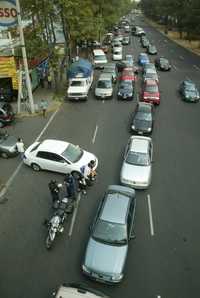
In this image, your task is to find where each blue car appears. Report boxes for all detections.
[138,53,149,66]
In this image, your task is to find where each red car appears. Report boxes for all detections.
[119,68,137,82]
[141,79,160,105]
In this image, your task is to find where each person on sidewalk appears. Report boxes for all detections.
[40,99,48,117]
[47,73,52,89]
[16,138,25,159]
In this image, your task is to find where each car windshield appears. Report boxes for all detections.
[136,112,151,121]
[126,151,150,166]
[186,84,196,91]
[70,81,84,87]
[61,143,83,163]
[145,85,158,92]
[95,55,106,61]
[97,80,112,88]
[93,219,127,245]
[120,81,132,89]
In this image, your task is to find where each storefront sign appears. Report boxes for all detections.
[0,0,17,27]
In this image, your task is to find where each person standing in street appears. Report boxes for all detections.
[40,99,48,117]
[16,138,25,159]
[47,73,52,89]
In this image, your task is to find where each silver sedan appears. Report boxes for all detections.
[120,136,153,189]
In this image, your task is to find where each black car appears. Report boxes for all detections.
[0,102,15,128]
[118,80,135,100]
[155,57,171,71]
[131,102,154,134]
[147,44,157,55]
[0,131,18,158]
[179,80,200,103]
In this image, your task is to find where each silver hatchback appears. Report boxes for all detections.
[82,185,136,284]
[120,136,153,189]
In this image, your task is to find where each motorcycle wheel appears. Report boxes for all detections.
[45,235,53,250]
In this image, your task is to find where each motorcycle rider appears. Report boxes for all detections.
[48,180,61,203]
[80,160,97,193]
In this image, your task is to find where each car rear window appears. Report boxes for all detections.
[145,85,158,92]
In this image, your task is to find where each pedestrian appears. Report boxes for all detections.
[16,138,25,159]
[48,180,60,203]
[47,73,52,89]
[40,99,48,117]
[64,173,77,200]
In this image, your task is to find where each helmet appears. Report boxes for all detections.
[89,160,95,168]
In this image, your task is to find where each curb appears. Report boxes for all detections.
[16,101,62,119]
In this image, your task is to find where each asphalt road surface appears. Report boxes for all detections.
[0,15,200,298]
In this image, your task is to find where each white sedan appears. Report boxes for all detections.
[23,139,98,174]
[120,136,153,189]
[113,49,122,61]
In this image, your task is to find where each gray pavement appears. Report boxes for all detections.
[0,15,200,298]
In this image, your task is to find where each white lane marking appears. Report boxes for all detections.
[68,193,81,237]
[0,108,59,198]
[173,64,177,70]
[92,125,98,144]
[147,194,154,236]
[179,55,184,60]
[193,65,200,70]
[102,100,105,104]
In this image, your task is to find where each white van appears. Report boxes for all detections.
[95,73,113,99]
[93,49,107,69]
[52,283,109,298]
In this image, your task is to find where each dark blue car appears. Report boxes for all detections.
[118,80,134,100]
[138,53,149,66]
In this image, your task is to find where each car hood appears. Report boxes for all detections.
[121,161,151,183]
[84,237,128,275]
[133,119,152,130]
[0,135,17,149]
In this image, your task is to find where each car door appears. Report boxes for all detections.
[35,151,70,173]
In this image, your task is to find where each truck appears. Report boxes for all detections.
[67,58,93,101]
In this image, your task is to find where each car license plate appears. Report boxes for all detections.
[138,131,143,135]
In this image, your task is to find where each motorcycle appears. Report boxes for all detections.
[45,214,64,249]
[45,197,73,249]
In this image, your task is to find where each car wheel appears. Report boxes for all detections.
[1,152,8,158]
[31,163,41,171]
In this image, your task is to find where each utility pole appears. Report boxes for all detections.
[16,0,35,113]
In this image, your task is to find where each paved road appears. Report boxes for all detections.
[0,15,200,298]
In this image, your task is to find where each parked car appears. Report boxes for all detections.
[131,102,154,135]
[179,80,200,102]
[102,63,117,83]
[120,136,153,189]
[82,185,136,284]
[0,102,15,128]
[51,283,109,298]
[95,73,113,99]
[138,53,149,66]
[93,49,107,69]
[23,139,98,174]
[122,36,130,45]
[155,57,171,71]
[118,80,135,100]
[0,131,18,158]
[147,44,157,55]
[141,79,160,105]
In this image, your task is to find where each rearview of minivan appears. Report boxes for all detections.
[93,49,107,69]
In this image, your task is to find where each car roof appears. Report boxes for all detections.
[145,79,158,85]
[38,139,68,154]
[99,73,113,80]
[93,49,105,56]
[100,192,130,224]
[130,136,151,153]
